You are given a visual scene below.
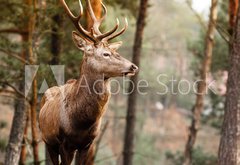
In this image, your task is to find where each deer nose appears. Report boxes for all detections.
[130,64,138,72]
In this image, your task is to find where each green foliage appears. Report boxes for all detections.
[187,0,228,131]
[0,121,7,129]
[165,147,217,165]
[188,0,229,74]
[188,32,228,74]
[165,150,183,165]
[0,138,7,152]
[105,0,139,17]
[218,0,228,31]
[202,91,224,130]
[134,133,162,165]
[192,147,217,165]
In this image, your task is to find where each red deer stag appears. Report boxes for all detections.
[39,0,138,164]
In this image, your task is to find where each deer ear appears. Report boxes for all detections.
[108,41,123,51]
[72,31,89,51]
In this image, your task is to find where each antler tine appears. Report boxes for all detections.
[99,2,107,23]
[103,18,128,41]
[60,0,96,43]
[78,0,84,17]
[97,19,119,40]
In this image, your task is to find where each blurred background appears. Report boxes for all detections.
[0,0,232,164]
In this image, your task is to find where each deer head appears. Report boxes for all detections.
[61,0,138,78]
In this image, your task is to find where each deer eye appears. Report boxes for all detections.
[103,52,111,57]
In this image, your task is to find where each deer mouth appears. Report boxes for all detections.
[122,64,138,76]
[122,71,136,77]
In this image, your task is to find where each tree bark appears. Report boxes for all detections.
[25,0,39,164]
[19,109,30,165]
[4,0,33,163]
[218,1,240,164]
[4,82,28,165]
[183,0,218,165]
[229,0,239,34]
[123,0,148,165]
[51,14,63,65]
[86,0,102,30]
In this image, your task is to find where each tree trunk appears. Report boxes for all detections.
[86,0,102,30]
[30,79,39,165]
[51,14,63,65]
[123,0,148,165]
[183,0,218,164]
[4,0,34,163]
[19,109,30,165]
[229,0,239,34]
[4,82,28,165]
[26,0,39,164]
[218,1,240,164]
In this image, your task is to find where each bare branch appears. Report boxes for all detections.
[186,0,207,31]
[0,28,28,35]
[215,23,230,43]
[0,81,26,99]
[0,89,16,95]
[0,48,29,64]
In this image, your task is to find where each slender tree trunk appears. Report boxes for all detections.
[218,1,240,164]
[51,14,63,65]
[4,0,32,163]
[19,109,30,165]
[123,0,148,165]
[4,83,27,165]
[25,0,39,164]
[183,0,218,164]
[30,80,39,165]
[86,0,102,30]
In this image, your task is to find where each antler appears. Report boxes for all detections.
[103,18,128,42]
[60,0,128,43]
[60,0,96,43]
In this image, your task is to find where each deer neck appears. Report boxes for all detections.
[76,57,110,96]
[65,59,110,130]
[70,58,110,118]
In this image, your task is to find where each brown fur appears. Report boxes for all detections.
[39,63,110,164]
[40,1,138,164]
[39,52,137,164]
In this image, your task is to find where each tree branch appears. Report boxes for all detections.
[0,48,29,64]
[215,23,230,43]
[0,28,28,35]
[186,0,207,31]
[0,81,26,99]
[0,89,16,95]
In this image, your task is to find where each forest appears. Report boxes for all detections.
[0,0,239,165]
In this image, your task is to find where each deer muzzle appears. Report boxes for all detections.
[122,64,138,76]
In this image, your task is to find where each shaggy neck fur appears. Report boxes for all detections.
[65,57,110,130]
